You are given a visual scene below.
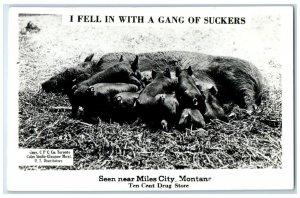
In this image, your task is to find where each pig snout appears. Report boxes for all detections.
[41,80,58,93]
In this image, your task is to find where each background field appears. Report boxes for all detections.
[18,14,282,170]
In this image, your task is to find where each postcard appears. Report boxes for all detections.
[4,5,294,191]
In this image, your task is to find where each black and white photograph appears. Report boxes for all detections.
[4,5,294,191]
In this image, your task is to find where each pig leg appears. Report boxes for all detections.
[161,119,168,131]
[71,105,79,118]
[69,96,79,118]
[83,107,98,124]
[240,89,257,114]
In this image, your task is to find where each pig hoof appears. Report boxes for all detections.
[246,104,257,115]
[228,112,236,118]
[161,120,168,131]
[246,109,253,115]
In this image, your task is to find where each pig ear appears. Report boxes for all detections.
[71,85,78,92]
[193,98,198,106]
[131,55,139,72]
[151,70,157,79]
[119,55,124,62]
[72,78,77,83]
[116,96,122,103]
[84,53,94,62]
[209,86,217,95]
[187,66,193,76]
[87,86,95,93]
[175,66,181,77]
[164,68,171,78]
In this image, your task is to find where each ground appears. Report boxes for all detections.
[18,14,282,170]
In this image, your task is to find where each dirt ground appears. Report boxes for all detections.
[18,14,282,169]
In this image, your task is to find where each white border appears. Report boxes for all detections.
[4,5,295,193]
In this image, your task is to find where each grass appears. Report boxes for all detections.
[18,15,282,170]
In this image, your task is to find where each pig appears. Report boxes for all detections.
[176,66,228,122]
[205,56,264,113]
[191,69,228,122]
[71,55,142,96]
[41,55,139,94]
[135,68,177,126]
[140,68,175,97]
[69,56,141,118]
[71,83,139,120]
[136,69,175,113]
[202,87,228,122]
[41,68,91,95]
[41,55,98,94]
[175,66,206,114]
[44,51,264,116]
[84,53,94,63]
[155,93,179,131]
[87,83,139,105]
[178,108,206,129]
